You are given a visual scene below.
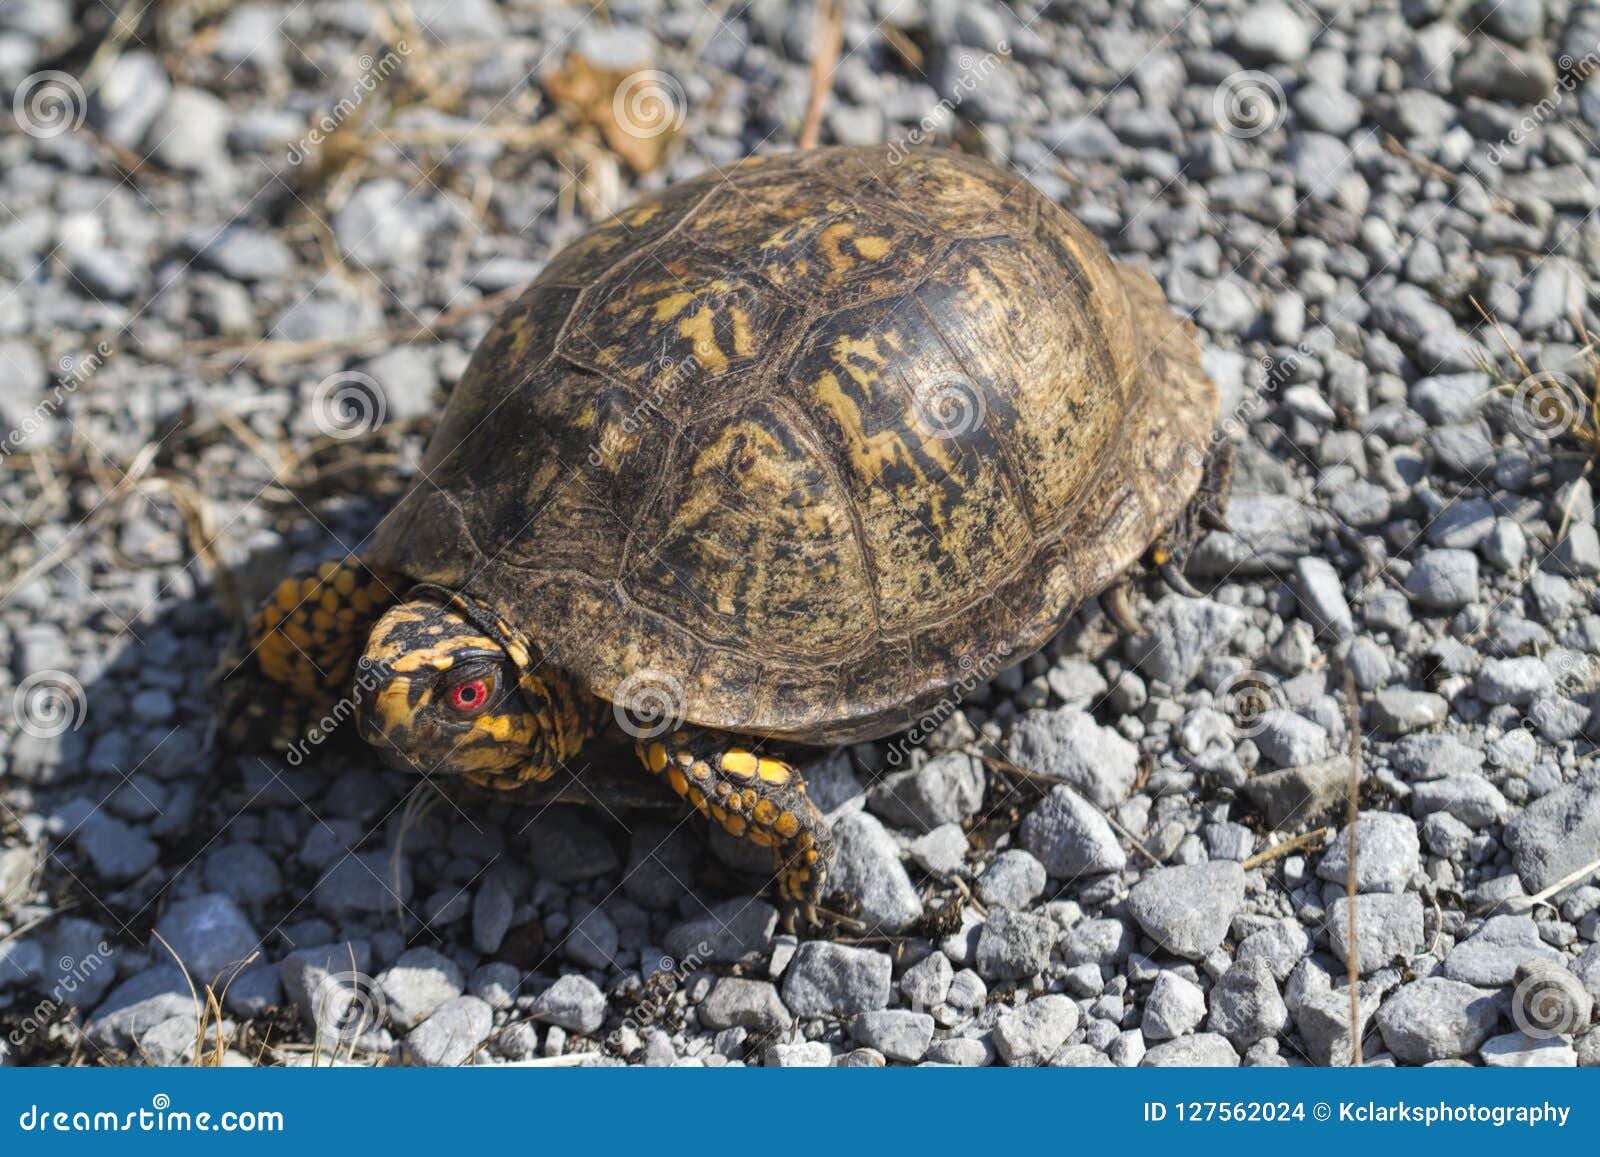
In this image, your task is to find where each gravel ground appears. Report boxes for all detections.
[3,0,1600,1068]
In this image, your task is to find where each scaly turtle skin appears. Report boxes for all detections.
[217,145,1221,924]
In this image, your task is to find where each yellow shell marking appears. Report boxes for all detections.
[720,750,758,777]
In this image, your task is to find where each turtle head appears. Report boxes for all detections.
[355,597,538,780]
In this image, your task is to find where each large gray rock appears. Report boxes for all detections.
[1207,957,1289,1048]
[1125,596,1246,688]
[1442,915,1563,987]
[84,966,194,1050]
[866,751,985,832]
[1006,708,1138,807]
[531,974,606,1036]
[994,994,1079,1065]
[1504,766,1600,892]
[780,943,892,1016]
[1127,862,1246,959]
[829,812,923,932]
[1326,892,1424,974]
[1376,978,1504,1064]
[1316,811,1420,894]
[1020,786,1127,877]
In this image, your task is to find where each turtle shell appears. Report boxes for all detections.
[369,146,1217,745]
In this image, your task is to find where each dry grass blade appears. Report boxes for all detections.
[1240,827,1331,871]
[1473,295,1600,458]
[1342,666,1362,1066]
[798,0,844,149]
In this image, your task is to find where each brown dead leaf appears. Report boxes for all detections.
[542,51,685,174]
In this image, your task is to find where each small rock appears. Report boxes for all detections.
[975,907,1058,980]
[401,996,492,1066]
[1141,971,1207,1040]
[1140,1033,1240,1066]
[829,812,923,931]
[532,974,606,1036]
[699,978,790,1035]
[994,994,1079,1065]
[1006,708,1138,807]
[781,942,892,1016]
[1326,892,1424,974]
[1376,978,1503,1064]
[378,946,464,1030]
[1207,957,1289,1048]
[1404,549,1479,611]
[1317,811,1421,893]
[850,1009,935,1062]
[1371,689,1446,735]
[1020,786,1127,877]
[866,751,984,832]
[1442,915,1562,987]
[1127,862,1245,959]
[1126,597,1246,687]
[977,849,1048,909]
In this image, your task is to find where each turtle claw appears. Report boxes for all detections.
[1102,583,1141,633]
[1160,560,1204,599]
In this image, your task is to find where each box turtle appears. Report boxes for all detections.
[219,145,1224,924]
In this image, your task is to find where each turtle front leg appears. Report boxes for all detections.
[215,556,402,753]
[635,729,834,929]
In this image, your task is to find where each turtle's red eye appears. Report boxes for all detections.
[447,677,491,716]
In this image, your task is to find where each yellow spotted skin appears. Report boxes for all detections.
[635,729,833,918]
[216,557,403,752]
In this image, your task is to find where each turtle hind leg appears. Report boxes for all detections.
[215,555,403,753]
[1149,440,1233,599]
[635,728,835,931]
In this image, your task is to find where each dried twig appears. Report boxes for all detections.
[1241,827,1331,871]
[1342,666,1362,1066]
[798,0,844,149]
